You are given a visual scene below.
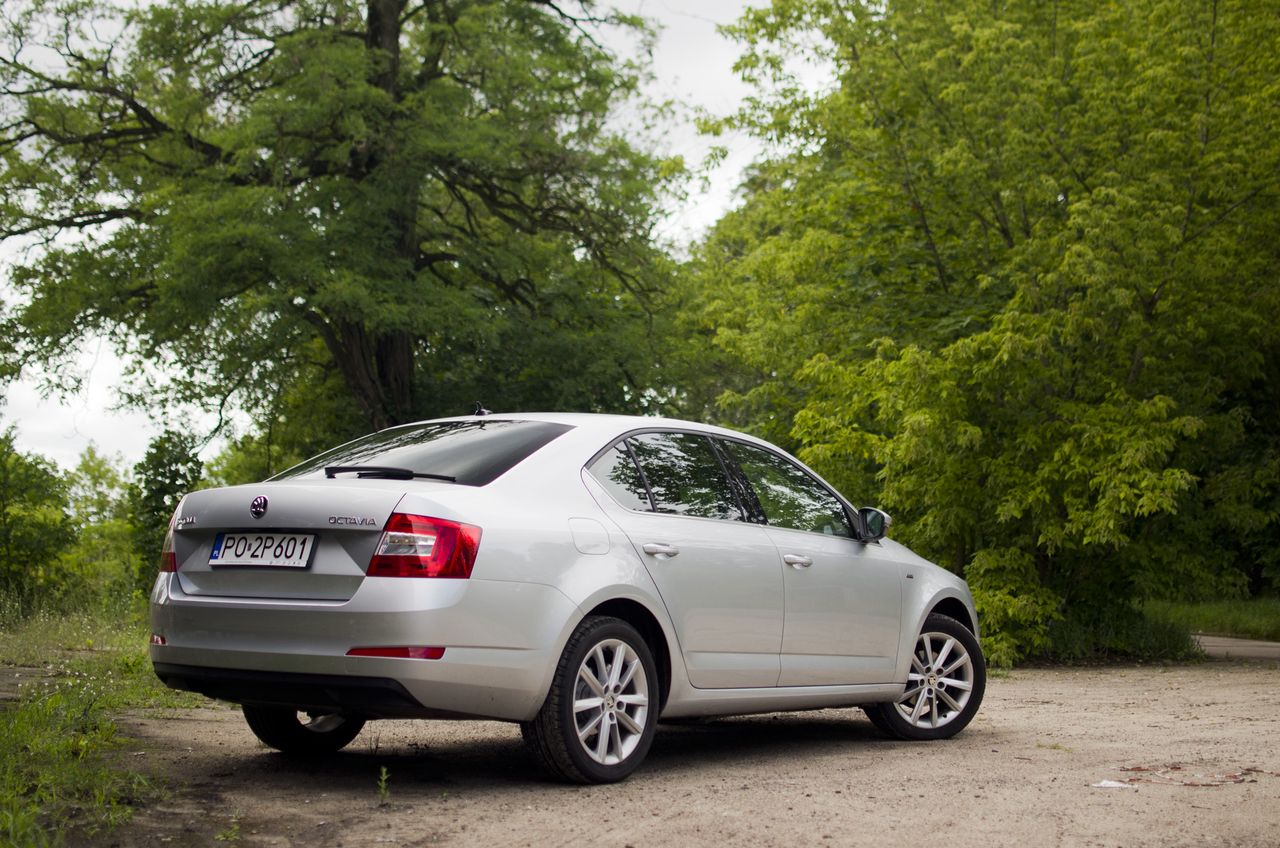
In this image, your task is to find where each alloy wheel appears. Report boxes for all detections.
[894,630,975,730]
[573,638,650,765]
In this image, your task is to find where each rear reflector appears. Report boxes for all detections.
[149,634,166,646]
[367,513,482,578]
[346,646,446,660]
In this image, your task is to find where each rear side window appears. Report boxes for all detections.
[273,420,573,486]
[587,443,653,511]
[718,440,852,537]
[627,432,743,521]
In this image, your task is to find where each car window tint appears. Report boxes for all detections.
[271,420,573,486]
[587,443,653,511]
[719,440,852,536]
[627,432,743,521]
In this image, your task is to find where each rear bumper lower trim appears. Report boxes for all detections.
[153,662,434,719]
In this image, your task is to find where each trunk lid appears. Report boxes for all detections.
[170,480,413,601]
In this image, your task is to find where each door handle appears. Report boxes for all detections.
[642,542,680,558]
[783,554,813,569]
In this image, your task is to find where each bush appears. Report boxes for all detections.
[0,430,76,613]
[1034,604,1202,664]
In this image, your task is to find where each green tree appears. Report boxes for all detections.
[695,0,1280,662]
[131,430,202,586]
[67,445,133,527]
[61,445,145,602]
[0,428,74,608]
[1,0,678,433]
[203,429,306,486]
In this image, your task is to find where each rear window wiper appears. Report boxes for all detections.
[324,465,457,482]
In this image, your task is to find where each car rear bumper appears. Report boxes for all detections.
[153,663,432,718]
[149,574,579,721]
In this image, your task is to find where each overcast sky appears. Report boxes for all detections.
[2,0,805,471]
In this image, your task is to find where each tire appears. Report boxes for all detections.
[521,616,659,784]
[866,613,986,741]
[242,704,366,755]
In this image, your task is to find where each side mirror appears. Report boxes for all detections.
[858,507,892,542]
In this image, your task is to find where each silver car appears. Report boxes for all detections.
[150,413,985,783]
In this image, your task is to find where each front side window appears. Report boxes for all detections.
[627,432,743,521]
[719,440,852,537]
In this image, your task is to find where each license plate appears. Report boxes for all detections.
[209,533,316,568]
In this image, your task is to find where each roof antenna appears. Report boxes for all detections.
[472,402,491,416]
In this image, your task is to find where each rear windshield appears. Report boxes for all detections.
[272,420,574,486]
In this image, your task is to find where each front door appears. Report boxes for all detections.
[716,439,902,686]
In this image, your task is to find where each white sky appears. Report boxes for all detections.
[1,0,815,471]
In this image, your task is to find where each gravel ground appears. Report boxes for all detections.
[93,661,1280,848]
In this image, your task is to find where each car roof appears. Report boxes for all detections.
[392,412,775,447]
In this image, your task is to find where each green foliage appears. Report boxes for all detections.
[130,431,202,588]
[58,446,144,603]
[1146,598,1280,643]
[1,0,680,436]
[204,343,371,483]
[0,429,74,610]
[0,598,200,846]
[965,548,1061,667]
[376,765,391,806]
[0,430,148,614]
[204,432,306,487]
[214,818,242,843]
[1042,603,1201,665]
[0,681,136,848]
[695,0,1280,661]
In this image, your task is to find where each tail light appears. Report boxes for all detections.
[367,513,482,578]
[158,507,179,573]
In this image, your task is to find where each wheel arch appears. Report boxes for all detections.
[896,583,981,683]
[929,596,977,637]
[581,597,672,713]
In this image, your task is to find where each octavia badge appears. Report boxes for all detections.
[250,496,268,519]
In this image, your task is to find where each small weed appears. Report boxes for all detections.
[215,817,242,842]
[1037,741,1073,753]
[376,766,391,806]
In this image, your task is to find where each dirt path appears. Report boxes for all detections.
[94,662,1280,848]
[1196,635,1280,661]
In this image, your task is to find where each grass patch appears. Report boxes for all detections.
[0,596,203,847]
[1146,598,1280,642]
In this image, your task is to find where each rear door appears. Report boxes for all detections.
[586,432,782,689]
[716,439,902,686]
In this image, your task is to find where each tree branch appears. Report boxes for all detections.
[2,208,142,239]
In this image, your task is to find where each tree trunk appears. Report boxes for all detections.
[321,319,416,431]
[366,0,405,95]
[317,0,419,432]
